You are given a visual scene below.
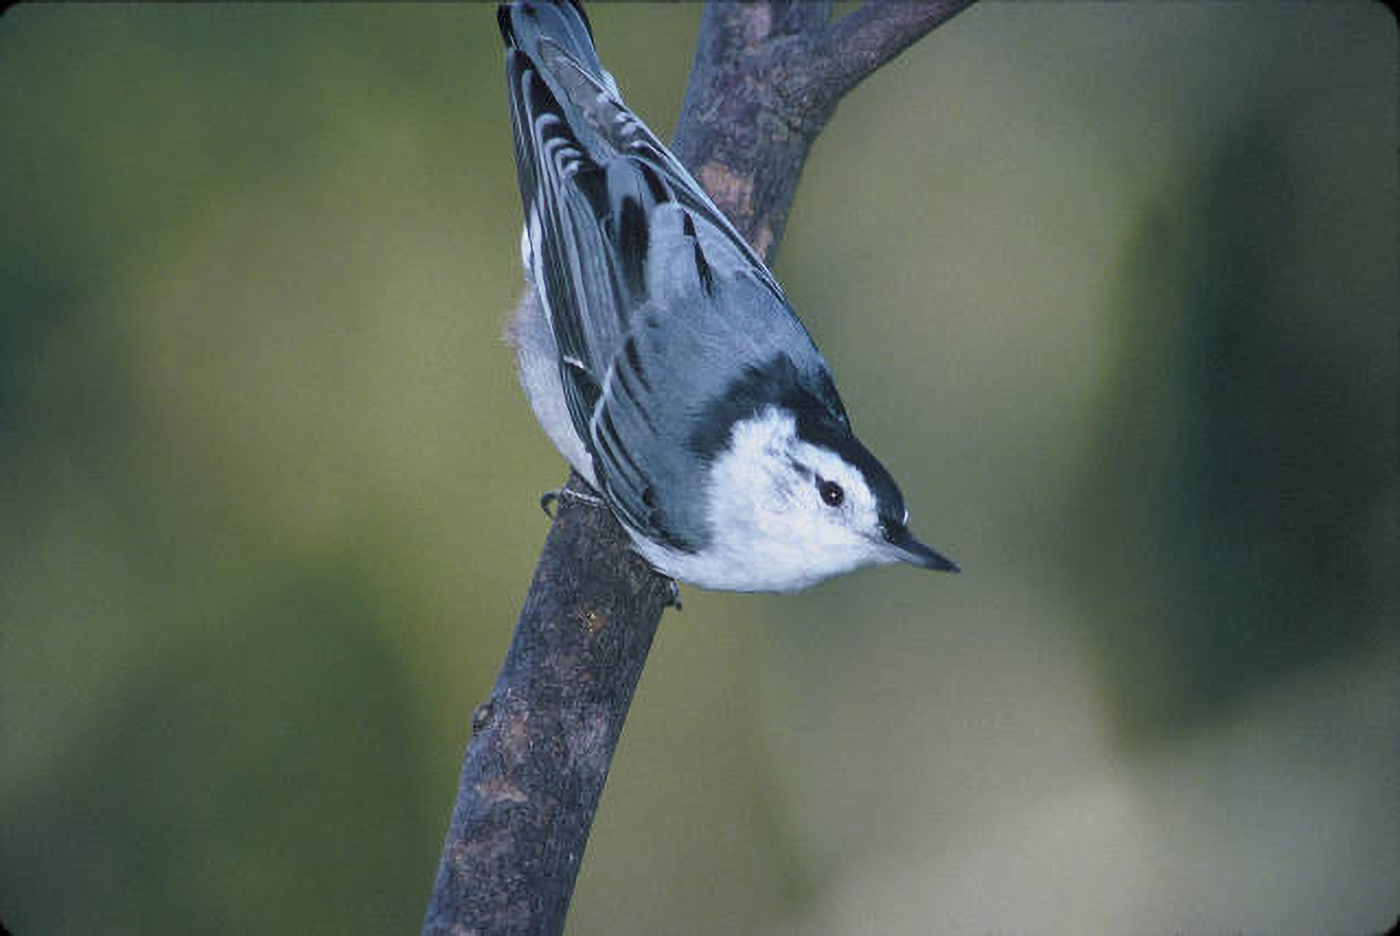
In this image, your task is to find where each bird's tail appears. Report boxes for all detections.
[496,0,785,311]
[497,1,610,90]
[497,0,629,223]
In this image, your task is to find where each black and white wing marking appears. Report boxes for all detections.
[506,50,622,445]
[506,51,712,549]
[527,39,784,304]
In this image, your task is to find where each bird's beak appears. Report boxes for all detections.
[885,524,960,573]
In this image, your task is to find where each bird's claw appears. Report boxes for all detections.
[663,577,682,611]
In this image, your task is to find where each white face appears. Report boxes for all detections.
[697,407,904,591]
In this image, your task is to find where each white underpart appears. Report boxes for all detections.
[632,407,897,592]
[519,208,535,275]
[505,287,598,487]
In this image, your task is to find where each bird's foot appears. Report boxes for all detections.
[663,577,682,611]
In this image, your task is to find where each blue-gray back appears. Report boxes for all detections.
[500,0,848,551]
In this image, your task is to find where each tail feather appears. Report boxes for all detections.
[498,1,606,86]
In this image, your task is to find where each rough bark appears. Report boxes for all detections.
[422,3,973,933]
[671,0,973,262]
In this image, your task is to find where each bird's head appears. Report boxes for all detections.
[698,403,957,592]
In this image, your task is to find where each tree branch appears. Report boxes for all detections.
[819,0,975,99]
[421,475,670,935]
[422,2,974,933]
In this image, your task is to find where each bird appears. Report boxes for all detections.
[498,0,958,593]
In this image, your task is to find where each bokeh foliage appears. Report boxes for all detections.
[2,4,1395,934]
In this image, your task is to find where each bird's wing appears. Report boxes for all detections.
[502,1,834,550]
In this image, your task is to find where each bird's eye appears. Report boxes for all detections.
[817,479,845,507]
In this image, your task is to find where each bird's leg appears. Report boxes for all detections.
[540,486,607,518]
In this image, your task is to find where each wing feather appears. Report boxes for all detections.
[501,1,828,551]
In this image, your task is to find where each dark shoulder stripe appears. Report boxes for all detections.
[686,352,907,521]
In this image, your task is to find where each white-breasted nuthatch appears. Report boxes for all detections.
[499,0,958,592]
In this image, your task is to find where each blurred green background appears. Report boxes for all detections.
[2,4,1395,934]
